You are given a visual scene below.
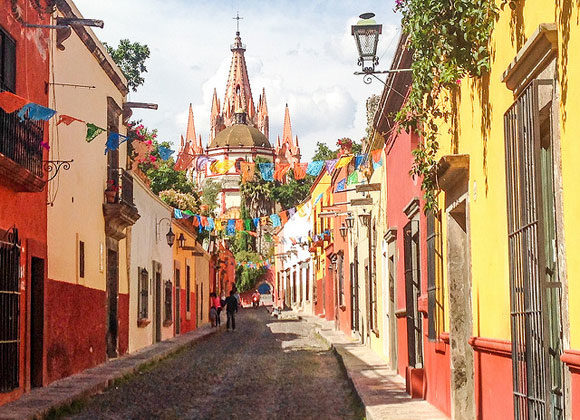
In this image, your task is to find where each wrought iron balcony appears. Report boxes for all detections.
[0,106,45,192]
[103,168,140,240]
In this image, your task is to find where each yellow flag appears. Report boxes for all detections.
[335,156,353,169]
[215,219,223,231]
[210,160,235,174]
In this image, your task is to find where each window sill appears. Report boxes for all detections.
[137,318,151,328]
[163,320,173,327]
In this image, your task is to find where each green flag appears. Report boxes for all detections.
[347,170,359,185]
[244,219,252,231]
[86,123,105,142]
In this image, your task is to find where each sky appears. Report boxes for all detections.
[74,0,401,160]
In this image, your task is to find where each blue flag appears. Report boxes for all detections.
[253,217,260,228]
[227,219,236,236]
[335,178,347,192]
[270,214,281,227]
[17,103,57,122]
[306,161,324,176]
[258,163,274,181]
[174,208,183,219]
[158,146,174,160]
[206,217,215,231]
[355,154,367,169]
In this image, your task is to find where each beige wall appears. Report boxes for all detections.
[128,176,174,352]
[194,244,211,327]
[47,6,128,295]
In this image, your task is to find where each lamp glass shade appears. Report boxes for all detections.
[166,228,176,247]
[345,215,355,229]
[177,232,186,248]
[339,224,348,238]
[351,14,382,67]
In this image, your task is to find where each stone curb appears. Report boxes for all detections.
[0,325,223,420]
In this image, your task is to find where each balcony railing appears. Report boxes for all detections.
[0,106,44,178]
[107,168,135,207]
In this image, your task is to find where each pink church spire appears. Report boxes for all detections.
[186,103,196,142]
[223,30,255,125]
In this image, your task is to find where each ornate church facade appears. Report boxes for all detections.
[175,29,301,217]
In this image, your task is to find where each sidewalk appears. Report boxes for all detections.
[301,314,449,420]
[0,325,220,420]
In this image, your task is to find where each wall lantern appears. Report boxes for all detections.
[339,223,348,239]
[156,218,175,247]
[351,13,382,73]
[358,212,372,227]
[345,214,355,230]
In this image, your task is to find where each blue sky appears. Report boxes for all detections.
[74,0,401,159]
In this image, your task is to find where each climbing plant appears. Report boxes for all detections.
[394,0,499,211]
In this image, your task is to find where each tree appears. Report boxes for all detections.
[105,39,150,92]
[200,180,221,215]
[272,172,313,210]
[312,141,338,161]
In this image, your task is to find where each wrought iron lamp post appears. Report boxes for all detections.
[156,217,175,247]
[351,13,411,85]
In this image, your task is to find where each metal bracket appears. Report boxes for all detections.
[43,159,73,182]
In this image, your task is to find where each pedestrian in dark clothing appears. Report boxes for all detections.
[225,290,238,331]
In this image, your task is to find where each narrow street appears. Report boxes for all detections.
[65,309,363,419]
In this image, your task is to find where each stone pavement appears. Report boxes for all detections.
[300,313,449,420]
[0,325,219,420]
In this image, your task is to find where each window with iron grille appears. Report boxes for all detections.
[0,27,16,93]
[79,241,85,279]
[404,220,423,367]
[0,229,20,393]
[427,211,444,341]
[337,253,345,307]
[504,79,564,420]
[138,268,148,320]
[186,264,191,312]
[164,280,172,322]
[305,265,310,301]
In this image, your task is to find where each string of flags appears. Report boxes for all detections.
[236,259,272,270]
[0,91,176,163]
[178,150,384,181]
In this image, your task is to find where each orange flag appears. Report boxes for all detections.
[57,114,84,126]
[279,210,289,224]
[235,219,244,231]
[240,161,255,183]
[274,163,291,181]
[293,163,308,180]
[0,91,29,113]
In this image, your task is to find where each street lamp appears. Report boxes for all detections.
[339,223,348,239]
[345,214,355,230]
[166,227,176,247]
[156,218,175,247]
[359,212,372,227]
[351,13,382,73]
[177,233,186,249]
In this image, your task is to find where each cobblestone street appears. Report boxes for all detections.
[64,308,363,419]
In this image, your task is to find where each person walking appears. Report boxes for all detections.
[225,290,238,331]
[210,292,221,327]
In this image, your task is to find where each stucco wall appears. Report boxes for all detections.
[128,177,173,352]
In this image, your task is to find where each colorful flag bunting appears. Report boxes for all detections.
[258,163,274,181]
[17,103,57,122]
[355,154,367,169]
[86,123,105,142]
[325,158,338,175]
[158,146,174,160]
[306,161,324,176]
[335,156,353,169]
[274,163,291,181]
[57,114,84,126]
[372,149,383,169]
[293,163,308,180]
[347,170,359,185]
[240,161,255,183]
[0,91,29,113]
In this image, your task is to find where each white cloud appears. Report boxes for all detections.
[73,0,401,159]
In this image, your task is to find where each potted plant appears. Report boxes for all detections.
[105,180,120,203]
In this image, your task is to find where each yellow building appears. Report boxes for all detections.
[428,2,580,418]
[46,0,136,381]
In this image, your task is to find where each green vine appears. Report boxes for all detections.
[394,0,499,211]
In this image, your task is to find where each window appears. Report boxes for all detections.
[305,265,310,301]
[79,241,85,278]
[0,28,16,93]
[164,280,172,323]
[404,219,423,367]
[186,264,191,312]
[0,228,20,392]
[338,253,345,307]
[427,211,444,341]
[138,268,149,320]
[292,271,297,303]
[369,222,378,333]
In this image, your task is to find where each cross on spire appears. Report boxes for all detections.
[233,11,243,34]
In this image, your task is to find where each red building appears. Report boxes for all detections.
[0,0,50,405]
[380,36,451,414]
